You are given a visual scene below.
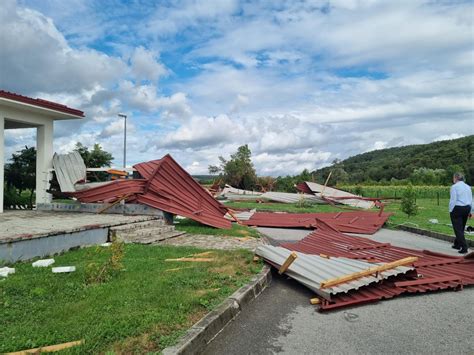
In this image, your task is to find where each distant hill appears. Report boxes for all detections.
[312,135,474,185]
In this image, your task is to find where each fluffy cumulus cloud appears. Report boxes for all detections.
[2,0,473,175]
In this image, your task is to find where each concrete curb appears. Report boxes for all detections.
[162,265,272,355]
[397,225,474,247]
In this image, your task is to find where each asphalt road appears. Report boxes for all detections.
[203,228,474,355]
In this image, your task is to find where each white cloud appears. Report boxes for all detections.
[2,0,473,177]
[130,46,168,82]
[434,133,465,142]
[0,0,126,94]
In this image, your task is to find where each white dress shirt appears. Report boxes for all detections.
[449,181,473,213]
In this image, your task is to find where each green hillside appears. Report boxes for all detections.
[313,135,474,185]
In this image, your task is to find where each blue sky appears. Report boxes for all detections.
[1,0,473,175]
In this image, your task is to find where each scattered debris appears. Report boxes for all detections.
[32,259,55,267]
[52,266,76,273]
[164,266,196,272]
[429,219,439,224]
[280,223,474,310]
[244,211,392,234]
[0,267,15,277]
[6,339,84,354]
[296,181,376,209]
[100,242,112,247]
[255,245,415,301]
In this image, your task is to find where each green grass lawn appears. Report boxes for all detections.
[0,245,262,354]
[174,218,261,238]
[384,198,474,240]
[225,199,474,241]
[224,200,346,213]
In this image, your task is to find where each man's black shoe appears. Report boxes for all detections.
[452,245,460,249]
[458,249,468,254]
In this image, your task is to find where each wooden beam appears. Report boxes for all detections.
[310,297,320,305]
[320,256,418,289]
[165,257,214,262]
[97,194,130,214]
[7,340,84,354]
[278,252,298,274]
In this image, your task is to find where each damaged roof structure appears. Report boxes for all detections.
[68,154,231,229]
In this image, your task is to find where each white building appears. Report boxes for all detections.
[0,90,84,213]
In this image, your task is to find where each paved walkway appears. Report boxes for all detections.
[204,228,474,354]
[159,233,264,251]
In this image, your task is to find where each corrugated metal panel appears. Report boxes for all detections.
[225,209,256,221]
[260,191,324,204]
[221,193,264,201]
[256,245,415,300]
[244,211,392,234]
[52,151,87,192]
[220,185,263,196]
[70,154,231,229]
[281,225,474,310]
[301,182,375,209]
[69,179,146,202]
[134,154,231,229]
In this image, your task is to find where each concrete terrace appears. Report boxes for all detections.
[0,210,157,243]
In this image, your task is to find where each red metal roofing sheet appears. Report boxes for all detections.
[281,226,474,310]
[68,179,146,203]
[243,211,392,234]
[0,90,85,117]
[70,154,231,229]
[134,154,231,229]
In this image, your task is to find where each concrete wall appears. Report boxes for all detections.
[0,228,109,262]
[37,202,165,217]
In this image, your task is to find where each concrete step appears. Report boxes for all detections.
[130,225,175,237]
[110,219,165,232]
[116,226,175,240]
[133,231,187,244]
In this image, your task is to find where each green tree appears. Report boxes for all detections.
[74,142,113,168]
[400,184,418,217]
[4,146,36,207]
[208,144,257,190]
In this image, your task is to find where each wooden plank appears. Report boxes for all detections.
[6,339,84,354]
[320,256,418,289]
[190,251,215,258]
[97,194,130,214]
[310,297,320,305]
[165,258,215,262]
[278,252,298,274]
[164,266,195,272]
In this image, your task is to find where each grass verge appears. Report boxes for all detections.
[0,244,262,354]
[174,218,261,238]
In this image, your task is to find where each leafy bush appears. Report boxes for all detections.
[401,184,418,218]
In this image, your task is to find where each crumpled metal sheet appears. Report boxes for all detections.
[297,181,375,209]
[281,224,474,310]
[244,211,392,234]
[70,154,231,229]
[256,245,415,301]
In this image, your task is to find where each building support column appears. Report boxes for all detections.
[0,116,4,213]
[36,121,54,206]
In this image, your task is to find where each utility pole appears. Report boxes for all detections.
[118,113,127,168]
